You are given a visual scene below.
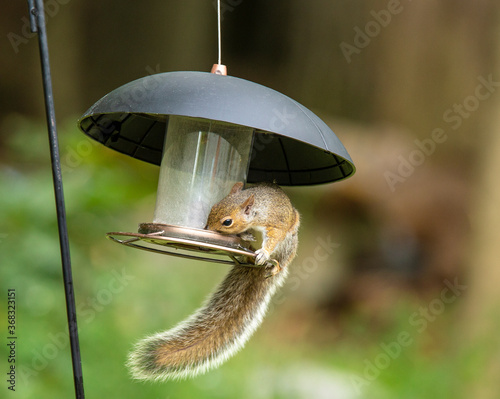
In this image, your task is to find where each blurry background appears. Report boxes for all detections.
[1,1,500,398]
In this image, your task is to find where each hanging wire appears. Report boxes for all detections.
[28,0,85,398]
[211,0,226,75]
[217,0,222,65]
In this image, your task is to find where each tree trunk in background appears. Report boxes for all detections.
[460,77,500,399]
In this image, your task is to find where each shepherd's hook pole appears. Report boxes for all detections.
[27,0,85,397]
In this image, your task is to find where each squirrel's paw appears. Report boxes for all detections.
[255,248,270,265]
[264,260,281,278]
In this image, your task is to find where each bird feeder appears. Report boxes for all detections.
[78,68,355,265]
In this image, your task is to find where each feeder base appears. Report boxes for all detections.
[106,223,257,266]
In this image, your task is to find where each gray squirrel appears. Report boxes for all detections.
[127,182,300,380]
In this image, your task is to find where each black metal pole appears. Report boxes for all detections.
[28,0,85,397]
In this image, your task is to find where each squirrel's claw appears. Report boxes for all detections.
[253,249,280,278]
[264,260,281,279]
[255,248,270,265]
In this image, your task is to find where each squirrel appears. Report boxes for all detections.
[127,182,300,381]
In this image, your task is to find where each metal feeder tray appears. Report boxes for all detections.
[107,223,258,266]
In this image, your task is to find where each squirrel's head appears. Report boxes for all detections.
[205,182,255,234]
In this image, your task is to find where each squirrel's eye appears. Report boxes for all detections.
[222,219,233,227]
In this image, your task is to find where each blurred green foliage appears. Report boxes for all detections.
[0,118,482,398]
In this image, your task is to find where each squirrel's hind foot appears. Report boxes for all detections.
[264,259,281,279]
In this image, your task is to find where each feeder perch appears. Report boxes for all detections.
[78,70,355,265]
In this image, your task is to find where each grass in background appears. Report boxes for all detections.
[0,118,485,398]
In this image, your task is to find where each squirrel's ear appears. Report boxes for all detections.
[241,194,255,215]
[230,182,244,195]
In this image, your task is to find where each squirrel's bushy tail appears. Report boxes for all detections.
[127,265,288,381]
